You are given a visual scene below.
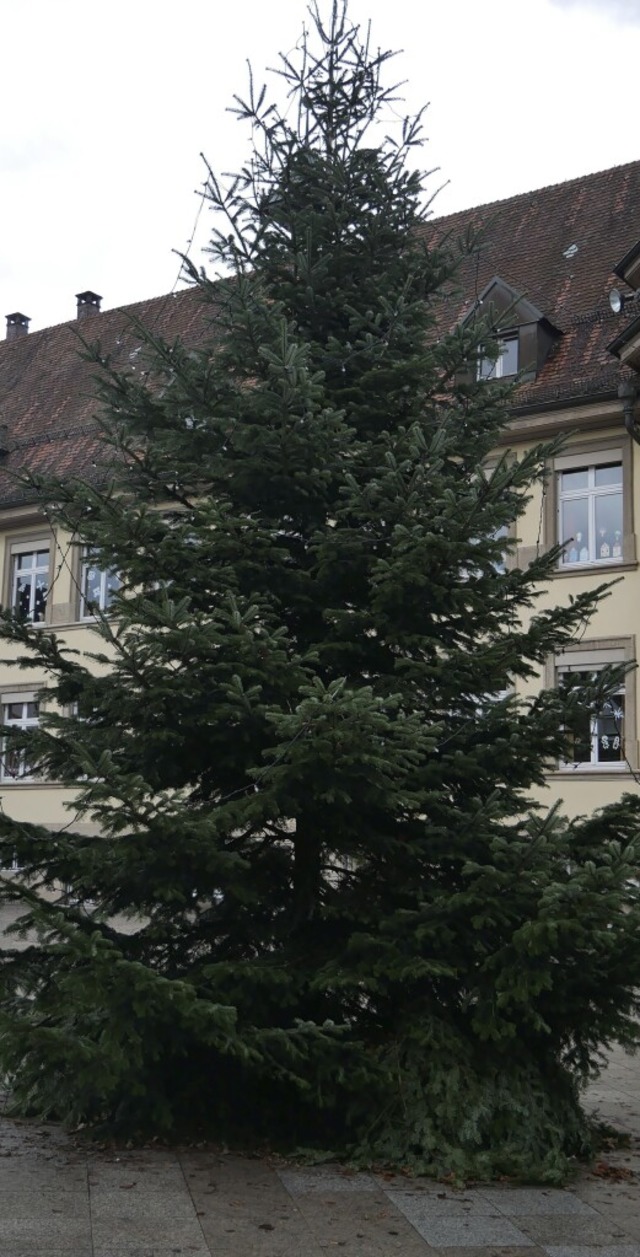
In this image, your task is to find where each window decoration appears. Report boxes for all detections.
[559,669,625,769]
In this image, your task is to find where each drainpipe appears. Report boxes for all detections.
[618,379,640,444]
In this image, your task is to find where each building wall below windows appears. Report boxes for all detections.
[532,772,639,819]
[0,782,87,827]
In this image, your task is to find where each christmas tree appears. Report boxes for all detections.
[0,1,639,1180]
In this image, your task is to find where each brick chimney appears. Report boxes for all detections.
[5,312,30,341]
[76,291,102,320]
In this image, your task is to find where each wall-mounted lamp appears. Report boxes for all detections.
[609,287,639,315]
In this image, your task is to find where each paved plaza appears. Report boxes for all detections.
[0,1044,638,1256]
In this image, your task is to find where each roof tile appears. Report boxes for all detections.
[1,159,639,501]
[425,158,640,406]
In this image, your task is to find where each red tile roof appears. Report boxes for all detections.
[0,159,638,505]
[0,287,213,505]
[426,158,640,408]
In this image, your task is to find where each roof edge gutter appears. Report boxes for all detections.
[511,387,619,418]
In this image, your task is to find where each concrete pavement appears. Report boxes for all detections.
[0,1044,638,1256]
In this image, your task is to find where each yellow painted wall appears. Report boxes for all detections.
[508,423,640,818]
[0,517,112,828]
[1,414,639,828]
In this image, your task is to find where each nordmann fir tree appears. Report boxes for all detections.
[0,2,639,1180]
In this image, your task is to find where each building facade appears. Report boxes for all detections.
[428,159,640,817]
[1,160,640,828]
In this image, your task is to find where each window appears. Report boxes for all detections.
[80,550,121,618]
[11,548,49,622]
[491,523,509,574]
[0,696,39,782]
[463,523,510,579]
[478,335,519,380]
[461,277,560,387]
[559,670,625,768]
[1,849,23,873]
[541,441,635,574]
[548,638,636,774]
[474,686,513,716]
[558,461,623,567]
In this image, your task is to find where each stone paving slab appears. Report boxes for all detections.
[181,1150,288,1197]
[87,1161,188,1193]
[543,1249,640,1257]
[0,1252,93,1257]
[291,1190,432,1255]
[90,1192,208,1253]
[479,1189,600,1216]
[0,1221,93,1252]
[515,1214,632,1245]
[195,1217,323,1252]
[434,1249,545,1257]
[400,1212,536,1246]
[277,1166,378,1193]
[93,1250,211,1257]
[387,1187,501,1216]
[0,1162,88,1188]
[590,1215,640,1244]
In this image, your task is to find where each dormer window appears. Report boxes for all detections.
[478,334,519,380]
[462,277,561,386]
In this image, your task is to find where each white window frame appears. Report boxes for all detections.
[79,548,120,619]
[0,692,40,783]
[10,544,50,623]
[557,455,623,568]
[478,334,519,380]
[549,639,636,774]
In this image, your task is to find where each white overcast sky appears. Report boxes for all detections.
[2,0,640,332]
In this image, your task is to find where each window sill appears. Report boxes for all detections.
[0,780,68,789]
[552,560,638,578]
[47,618,107,633]
[551,767,635,780]
[516,544,637,574]
[14,619,50,629]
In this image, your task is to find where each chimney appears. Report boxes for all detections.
[5,312,30,341]
[76,291,102,321]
